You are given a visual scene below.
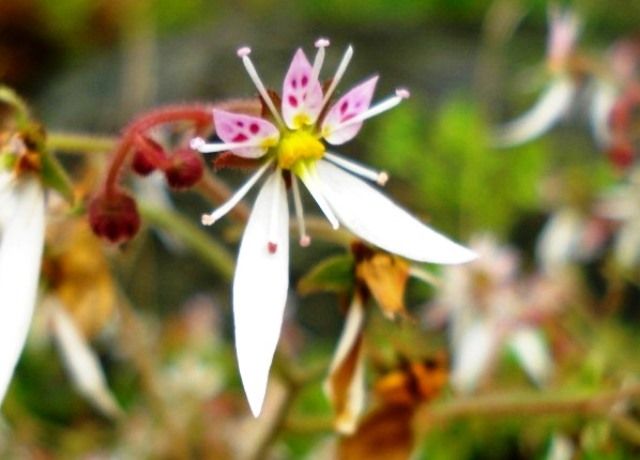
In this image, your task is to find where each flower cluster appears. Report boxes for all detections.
[191,40,476,416]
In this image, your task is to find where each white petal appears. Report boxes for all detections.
[315,161,476,264]
[451,320,497,394]
[614,218,640,269]
[589,80,617,148]
[327,296,365,375]
[545,434,575,460]
[508,327,552,385]
[0,177,45,405]
[494,77,576,148]
[233,172,289,417]
[49,301,122,418]
[324,296,366,435]
[536,208,583,273]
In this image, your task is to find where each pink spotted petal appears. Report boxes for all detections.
[282,49,324,129]
[213,109,279,158]
[322,76,378,145]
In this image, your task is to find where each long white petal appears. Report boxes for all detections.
[233,172,289,417]
[451,320,497,394]
[494,77,576,148]
[508,326,552,385]
[315,161,476,264]
[0,177,45,405]
[49,301,122,418]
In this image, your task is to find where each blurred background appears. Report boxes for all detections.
[3,0,640,458]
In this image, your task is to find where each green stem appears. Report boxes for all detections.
[139,204,235,280]
[47,132,117,154]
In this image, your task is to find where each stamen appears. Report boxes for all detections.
[324,152,389,186]
[312,38,330,84]
[321,45,354,109]
[236,46,285,127]
[201,160,273,226]
[297,162,340,230]
[267,172,283,253]
[291,175,311,246]
[190,136,265,154]
[331,88,410,132]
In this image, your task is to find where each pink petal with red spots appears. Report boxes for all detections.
[282,49,324,129]
[322,76,378,145]
[213,109,279,158]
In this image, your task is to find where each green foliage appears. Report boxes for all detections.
[371,97,547,238]
[297,254,355,296]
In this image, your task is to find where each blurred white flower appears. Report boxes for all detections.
[536,207,588,274]
[594,168,640,269]
[192,40,476,416]
[47,299,121,418]
[430,236,553,393]
[494,7,580,147]
[494,77,576,148]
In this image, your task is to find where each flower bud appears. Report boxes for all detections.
[607,142,635,171]
[89,190,141,243]
[163,148,204,189]
[131,135,166,176]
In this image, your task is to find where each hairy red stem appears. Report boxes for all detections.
[103,99,261,195]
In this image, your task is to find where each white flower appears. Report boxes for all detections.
[432,237,552,393]
[192,40,476,416]
[494,77,576,148]
[0,168,45,406]
[494,6,581,147]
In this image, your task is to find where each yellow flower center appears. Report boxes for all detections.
[276,130,325,170]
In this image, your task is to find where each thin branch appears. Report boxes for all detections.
[47,132,117,153]
[139,203,235,280]
[416,383,640,431]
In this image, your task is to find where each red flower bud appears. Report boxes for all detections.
[607,142,635,171]
[89,190,141,243]
[131,135,167,176]
[164,148,204,189]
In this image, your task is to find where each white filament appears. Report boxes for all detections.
[201,160,273,225]
[331,89,409,133]
[237,47,285,127]
[312,38,330,85]
[297,162,340,230]
[291,175,310,246]
[321,45,354,109]
[191,137,264,154]
[324,152,388,185]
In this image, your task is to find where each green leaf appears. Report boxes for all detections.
[298,254,355,296]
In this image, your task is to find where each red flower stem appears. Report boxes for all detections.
[103,99,261,196]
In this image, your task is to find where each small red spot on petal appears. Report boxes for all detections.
[249,123,260,134]
[233,133,248,142]
[268,242,278,253]
[236,121,244,127]
[340,100,349,113]
[288,95,298,107]
[301,75,308,87]
[291,78,297,89]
